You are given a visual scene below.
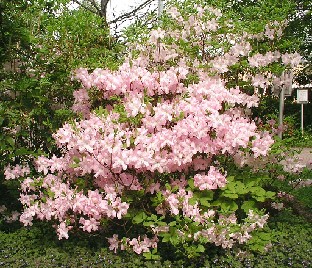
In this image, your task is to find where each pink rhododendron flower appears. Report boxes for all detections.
[194,166,227,190]
[57,222,69,239]
[4,164,30,180]
[108,234,119,253]
[281,52,301,67]
[252,132,274,157]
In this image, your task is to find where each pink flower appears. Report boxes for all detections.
[166,193,180,215]
[146,182,161,194]
[0,205,7,213]
[194,166,227,190]
[252,132,274,157]
[252,74,268,88]
[108,234,119,253]
[150,28,166,43]
[264,25,275,40]
[57,222,69,239]
[79,217,99,232]
[281,52,301,67]
[116,201,129,219]
[4,164,30,180]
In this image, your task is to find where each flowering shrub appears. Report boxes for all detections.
[5,0,302,259]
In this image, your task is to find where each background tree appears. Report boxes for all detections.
[0,0,124,208]
[70,0,156,33]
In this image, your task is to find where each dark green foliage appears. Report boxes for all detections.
[202,211,312,267]
[293,186,312,209]
[0,210,311,267]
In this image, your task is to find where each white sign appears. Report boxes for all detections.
[297,89,309,103]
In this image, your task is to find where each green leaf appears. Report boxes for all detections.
[202,190,214,200]
[220,200,238,213]
[235,181,249,194]
[188,179,195,189]
[143,221,154,227]
[132,211,147,224]
[241,200,257,213]
[161,233,171,242]
[226,176,235,182]
[15,148,32,156]
[143,252,160,260]
[197,244,205,253]
[189,197,197,206]
[265,191,276,199]
[199,197,211,207]
[222,192,239,199]
[169,235,179,245]
[6,137,15,147]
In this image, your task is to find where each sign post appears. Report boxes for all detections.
[278,87,285,139]
[278,71,293,139]
[158,0,164,19]
[297,89,309,135]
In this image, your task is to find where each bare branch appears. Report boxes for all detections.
[112,8,158,40]
[108,0,153,24]
[72,0,99,16]
[89,0,101,14]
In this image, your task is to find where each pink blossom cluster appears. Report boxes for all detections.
[210,53,240,73]
[108,234,158,255]
[264,22,284,40]
[126,3,300,100]
[248,51,281,68]
[0,205,6,213]
[0,205,20,223]
[277,191,294,201]
[159,185,269,247]
[252,74,270,89]
[51,65,271,181]
[271,202,284,210]
[283,156,306,173]
[73,64,188,101]
[158,188,203,221]
[142,182,269,250]
[194,211,269,249]
[291,179,312,189]
[281,52,302,67]
[194,166,227,190]
[5,211,20,223]
[72,87,91,118]
[18,174,129,239]
[146,209,269,249]
[107,209,269,253]
[4,164,30,180]
[14,54,274,243]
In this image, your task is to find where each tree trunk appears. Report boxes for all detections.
[100,0,109,26]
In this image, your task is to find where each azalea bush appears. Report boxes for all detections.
[4,0,303,259]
